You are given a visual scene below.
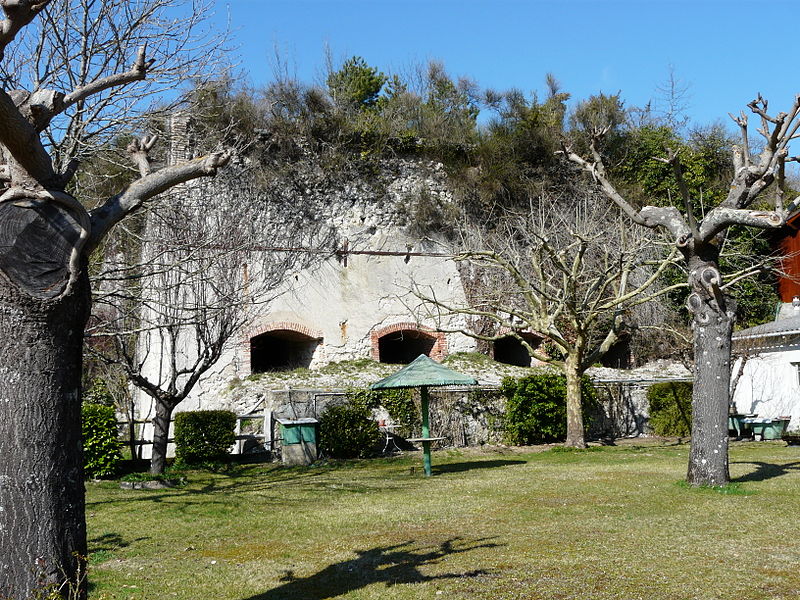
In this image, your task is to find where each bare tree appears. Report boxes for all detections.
[563,94,800,485]
[0,2,232,598]
[88,163,328,474]
[0,0,225,178]
[414,192,679,447]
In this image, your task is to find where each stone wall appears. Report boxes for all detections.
[133,362,692,460]
[228,372,691,457]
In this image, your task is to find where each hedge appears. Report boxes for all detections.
[82,403,122,478]
[319,400,381,459]
[647,382,692,437]
[174,410,237,465]
[500,372,598,445]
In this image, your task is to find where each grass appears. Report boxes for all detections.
[86,440,800,599]
[240,359,396,388]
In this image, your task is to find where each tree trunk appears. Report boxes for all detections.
[564,355,587,448]
[0,276,90,599]
[686,254,731,486]
[150,399,175,475]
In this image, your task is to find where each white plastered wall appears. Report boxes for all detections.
[732,345,800,430]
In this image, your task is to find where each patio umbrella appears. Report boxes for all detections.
[371,354,478,476]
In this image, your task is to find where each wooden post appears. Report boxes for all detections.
[235,416,242,454]
[421,386,432,477]
[264,411,273,453]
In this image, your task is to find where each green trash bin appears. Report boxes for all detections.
[745,417,789,441]
[277,418,318,466]
[762,418,790,440]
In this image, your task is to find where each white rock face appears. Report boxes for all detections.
[133,158,479,440]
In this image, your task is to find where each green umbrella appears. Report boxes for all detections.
[371,354,478,476]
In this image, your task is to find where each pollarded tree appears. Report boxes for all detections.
[0,1,231,598]
[563,94,800,485]
[414,191,679,447]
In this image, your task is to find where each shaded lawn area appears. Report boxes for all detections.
[86,440,800,599]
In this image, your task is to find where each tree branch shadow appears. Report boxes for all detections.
[85,467,335,508]
[730,460,800,483]
[88,532,149,554]
[241,537,502,600]
[432,459,526,474]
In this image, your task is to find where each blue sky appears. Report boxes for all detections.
[210,0,797,130]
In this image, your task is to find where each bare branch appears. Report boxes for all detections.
[728,111,750,169]
[654,148,700,238]
[60,45,153,113]
[0,0,50,60]
[126,133,158,178]
[561,140,691,243]
[87,150,232,250]
[0,0,229,173]
[0,88,56,184]
[698,207,783,242]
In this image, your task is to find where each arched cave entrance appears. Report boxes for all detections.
[250,330,321,372]
[600,338,632,369]
[493,333,541,367]
[378,329,437,364]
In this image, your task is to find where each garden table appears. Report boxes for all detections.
[371,354,477,476]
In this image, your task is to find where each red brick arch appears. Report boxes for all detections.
[241,321,324,375]
[370,322,447,362]
[245,321,323,342]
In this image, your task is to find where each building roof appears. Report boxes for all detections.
[733,314,800,340]
[732,312,800,351]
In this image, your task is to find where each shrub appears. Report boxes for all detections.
[345,387,419,437]
[173,410,236,465]
[319,400,381,459]
[83,377,115,406]
[647,382,692,437]
[500,372,598,445]
[81,403,122,478]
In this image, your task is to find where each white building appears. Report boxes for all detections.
[732,303,800,430]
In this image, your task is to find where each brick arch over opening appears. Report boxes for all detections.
[245,321,324,342]
[370,322,447,363]
[243,321,324,375]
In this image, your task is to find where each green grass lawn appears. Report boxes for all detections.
[86,440,800,599]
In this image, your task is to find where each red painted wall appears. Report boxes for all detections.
[779,218,800,302]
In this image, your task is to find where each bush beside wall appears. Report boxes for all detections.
[319,400,381,459]
[647,382,693,437]
[81,403,122,478]
[174,410,237,465]
[500,372,598,445]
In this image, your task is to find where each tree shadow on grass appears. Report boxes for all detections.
[242,537,500,600]
[88,532,150,554]
[85,467,335,508]
[432,459,527,474]
[730,460,800,483]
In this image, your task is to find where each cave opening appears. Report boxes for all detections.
[493,333,541,367]
[250,330,321,372]
[378,329,436,364]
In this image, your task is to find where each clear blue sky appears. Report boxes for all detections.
[210,0,798,129]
